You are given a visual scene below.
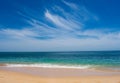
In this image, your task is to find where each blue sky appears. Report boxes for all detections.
[0,0,120,51]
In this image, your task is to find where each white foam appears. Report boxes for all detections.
[5,63,91,69]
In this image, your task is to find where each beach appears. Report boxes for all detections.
[0,67,120,83]
[0,52,120,83]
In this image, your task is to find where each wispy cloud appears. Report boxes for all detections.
[0,28,38,40]
[0,32,120,51]
[0,2,119,40]
[0,25,120,51]
[45,10,82,31]
[61,0,98,21]
[62,0,78,9]
[0,0,120,51]
[0,0,116,41]
[15,0,99,39]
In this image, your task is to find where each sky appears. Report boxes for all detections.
[0,0,120,51]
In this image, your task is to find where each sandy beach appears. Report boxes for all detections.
[0,67,120,83]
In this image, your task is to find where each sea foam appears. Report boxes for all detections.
[5,63,91,69]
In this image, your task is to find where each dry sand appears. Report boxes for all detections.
[0,68,120,83]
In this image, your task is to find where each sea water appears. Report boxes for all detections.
[0,51,120,70]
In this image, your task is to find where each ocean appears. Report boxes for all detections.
[0,51,120,70]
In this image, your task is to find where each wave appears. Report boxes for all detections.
[4,63,92,69]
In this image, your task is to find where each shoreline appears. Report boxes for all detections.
[0,66,120,77]
[0,63,120,72]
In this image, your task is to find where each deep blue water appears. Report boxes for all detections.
[0,51,120,68]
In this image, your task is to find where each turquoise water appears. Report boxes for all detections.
[0,51,120,69]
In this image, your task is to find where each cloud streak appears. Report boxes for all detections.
[45,10,82,31]
[62,0,78,9]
